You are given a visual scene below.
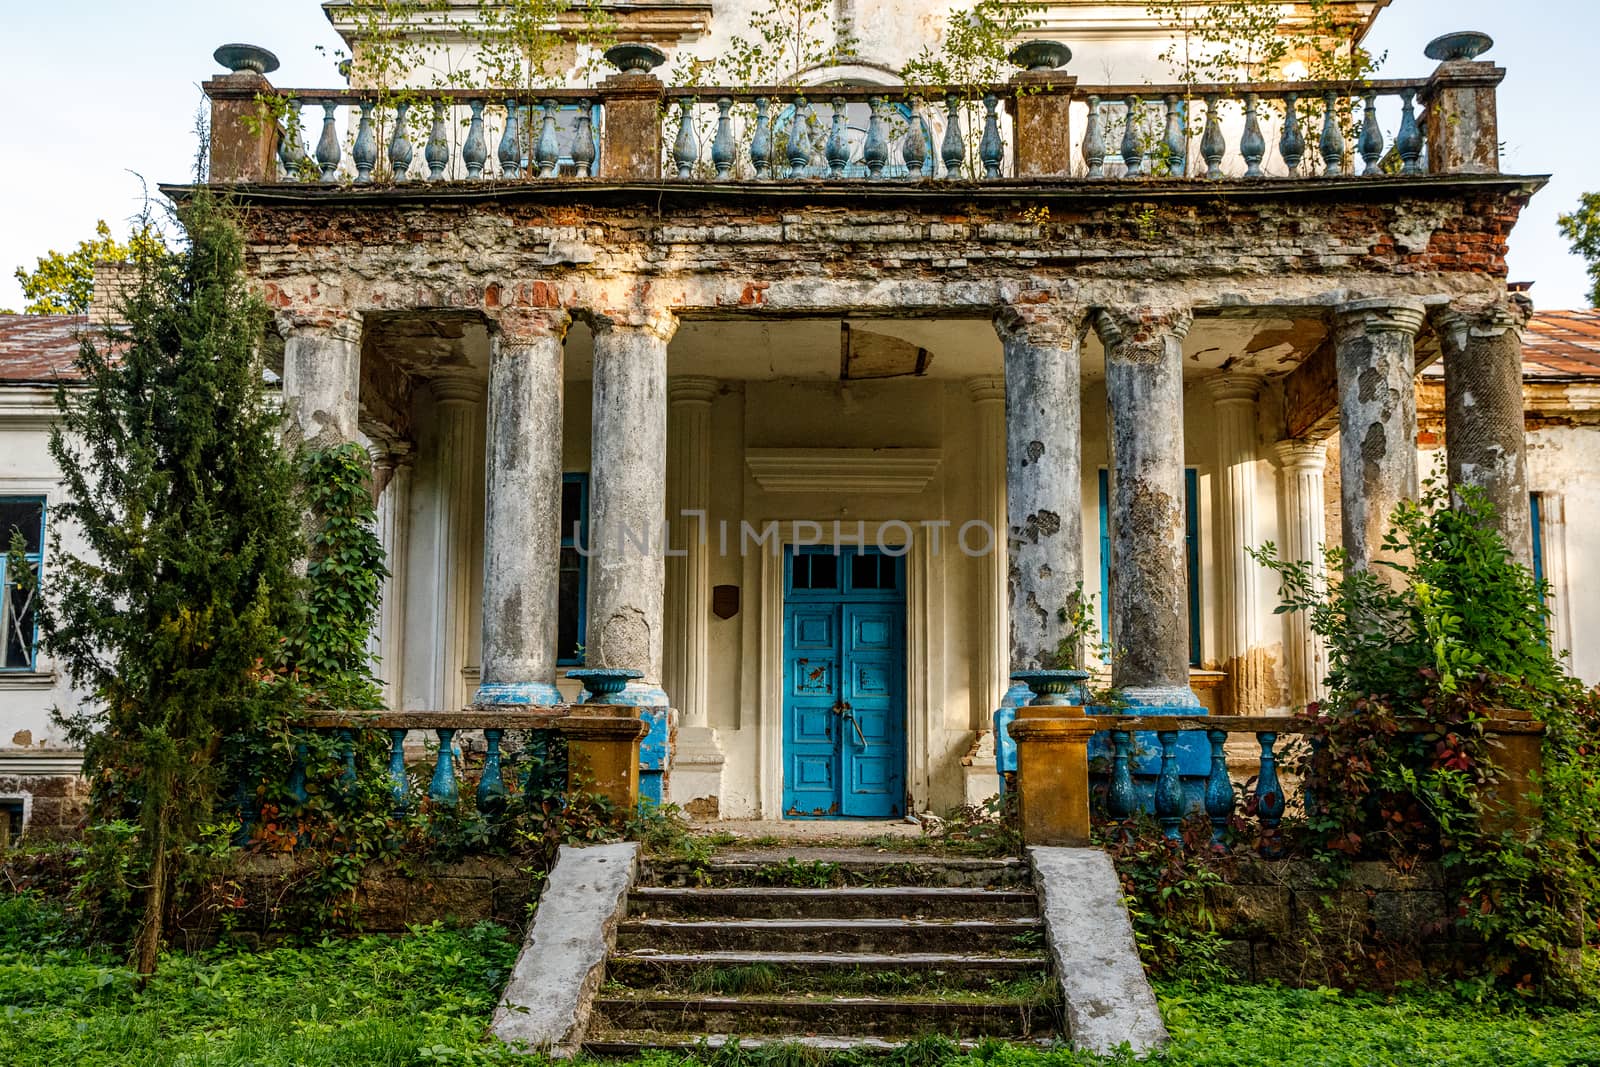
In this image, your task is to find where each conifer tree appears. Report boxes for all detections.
[44,191,302,975]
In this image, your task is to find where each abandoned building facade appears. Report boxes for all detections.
[3,0,1597,830]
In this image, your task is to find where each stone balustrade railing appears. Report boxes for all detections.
[268,708,648,828]
[203,35,1506,186]
[1007,710,1544,853]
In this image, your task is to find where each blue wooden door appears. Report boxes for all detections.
[783,548,907,818]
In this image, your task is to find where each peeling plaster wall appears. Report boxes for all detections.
[0,392,91,755]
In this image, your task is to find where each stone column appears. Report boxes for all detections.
[665,376,725,810]
[373,445,413,709]
[1333,300,1426,574]
[1270,439,1329,710]
[995,306,1087,674]
[1201,375,1265,716]
[475,312,568,706]
[281,313,362,452]
[1094,307,1198,708]
[586,311,677,706]
[428,376,486,712]
[966,376,1014,714]
[1436,299,1534,566]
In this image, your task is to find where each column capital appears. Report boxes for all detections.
[966,375,1006,404]
[491,306,570,343]
[1434,294,1532,352]
[1092,305,1193,348]
[585,304,679,344]
[275,306,363,344]
[1269,437,1328,473]
[1333,298,1426,338]
[1199,373,1263,405]
[668,376,719,406]
[993,300,1090,346]
[430,374,487,405]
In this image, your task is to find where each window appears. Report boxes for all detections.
[0,800,21,849]
[558,475,588,665]
[0,498,45,671]
[1098,470,1201,667]
[1530,493,1547,599]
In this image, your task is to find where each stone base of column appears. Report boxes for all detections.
[1115,685,1201,711]
[668,725,726,818]
[1092,686,1210,783]
[474,681,564,706]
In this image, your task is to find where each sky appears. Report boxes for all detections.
[0,0,1595,312]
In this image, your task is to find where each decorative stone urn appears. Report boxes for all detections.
[1011,668,1092,707]
[603,43,668,78]
[213,43,280,77]
[1424,31,1494,62]
[565,667,642,703]
[1008,40,1073,73]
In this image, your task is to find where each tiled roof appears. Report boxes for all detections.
[0,314,85,383]
[1523,310,1600,380]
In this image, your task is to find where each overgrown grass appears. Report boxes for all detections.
[3,893,1598,1066]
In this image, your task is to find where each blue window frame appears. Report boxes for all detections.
[558,474,588,666]
[1,497,46,671]
[1098,470,1201,667]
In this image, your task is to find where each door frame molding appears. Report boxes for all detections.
[757,522,933,819]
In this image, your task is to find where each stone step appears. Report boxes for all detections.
[582,1032,1061,1056]
[642,852,1031,889]
[608,949,1049,992]
[589,994,1059,1040]
[616,916,1045,955]
[626,886,1039,920]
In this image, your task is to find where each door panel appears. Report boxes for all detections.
[782,548,906,819]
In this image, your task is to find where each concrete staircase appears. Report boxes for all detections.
[583,850,1062,1053]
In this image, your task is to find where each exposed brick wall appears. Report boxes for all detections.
[213,178,1536,325]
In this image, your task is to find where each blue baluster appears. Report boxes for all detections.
[710,96,734,180]
[588,102,601,175]
[537,98,561,178]
[1303,734,1326,821]
[279,98,308,178]
[787,95,811,177]
[389,100,414,183]
[1108,729,1137,823]
[751,96,773,178]
[980,93,1002,179]
[1162,94,1185,177]
[1155,729,1183,841]
[387,727,411,815]
[353,101,377,182]
[1359,90,1384,175]
[499,97,522,178]
[1255,732,1286,857]
[1205,728,1235,850]
[316,101,342,181]
[477,727,508,815]
[825,97,849,178]
[901,101,927,179]
[337,727,358,802]
[1200,94,1225,179]
[1319,91,1344,176]
[1396,89,1423,175]
[287,732,309,808]
[673,99,699,179]
[1083,94,1105,179]
[1280,92,1306,173]
[429,727,459,805]
[1121,95,1143,177]
[426,101,449,180]
[463,99,488,178]
[1241,92,1265,178]
[864,95,888,178]
[941,94,965,177]
[574,100,596,178]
